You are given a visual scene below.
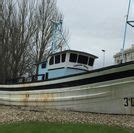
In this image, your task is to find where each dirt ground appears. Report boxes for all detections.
[0,105,134,129]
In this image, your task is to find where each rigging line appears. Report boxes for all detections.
[58,28,70,50]
[121,0,132,63]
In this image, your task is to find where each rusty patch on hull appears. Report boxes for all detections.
[22,93,57,103]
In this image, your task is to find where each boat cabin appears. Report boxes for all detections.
[37,50,98,81]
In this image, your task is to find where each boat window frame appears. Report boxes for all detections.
[49,56,54,65]
[88,57,95,66]
[62,53,66,62]
[41,63,46,69]
[78,55,88,65]
[69,53,78,63]
[55,54,61,64]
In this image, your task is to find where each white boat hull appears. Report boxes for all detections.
[0,62,134,114]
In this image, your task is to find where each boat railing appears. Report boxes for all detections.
[5,74,46,84]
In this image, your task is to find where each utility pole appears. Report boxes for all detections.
[102,49,106,67]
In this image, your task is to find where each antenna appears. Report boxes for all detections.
[121,0,133,63]
[51,20,70,54]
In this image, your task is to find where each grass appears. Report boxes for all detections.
[0,122,133,133]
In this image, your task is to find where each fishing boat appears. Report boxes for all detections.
[0,1,134,115]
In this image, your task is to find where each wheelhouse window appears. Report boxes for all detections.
[88,57,94,66]
[69,53,77,63]
[49,56,54,65]
[41,63,46,69]
[62,53,66,62]
[55,54,60,64]
[78,55,88,64]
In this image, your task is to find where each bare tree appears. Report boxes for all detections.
[0,0,68,83]
[1,0,36,82]
[0,0,3,82]
[32,0,64,63]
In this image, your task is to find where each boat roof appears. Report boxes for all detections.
[35,50,98,65]
[49,50,98,58]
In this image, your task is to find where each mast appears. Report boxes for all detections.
[51,20,70,54]
[121,0,133,63]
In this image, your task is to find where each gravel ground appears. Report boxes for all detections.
[0,105,134,129]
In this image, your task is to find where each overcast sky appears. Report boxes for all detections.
[57,0,134,68]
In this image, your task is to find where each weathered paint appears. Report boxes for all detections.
[0,77,133,114]
[0,62,133,114]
